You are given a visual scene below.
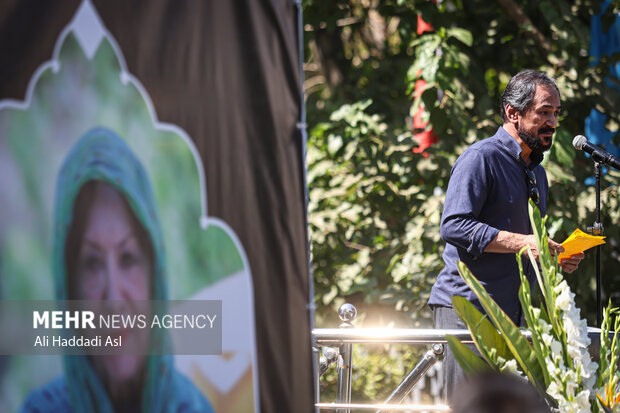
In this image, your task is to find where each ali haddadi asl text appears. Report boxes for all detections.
[34,335,121,347]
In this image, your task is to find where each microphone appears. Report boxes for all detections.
[572,135,620,170]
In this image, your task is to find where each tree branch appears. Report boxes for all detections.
[496,0,556,64]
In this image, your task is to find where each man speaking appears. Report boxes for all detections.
[428,70,585,401]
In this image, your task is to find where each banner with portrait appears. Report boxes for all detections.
[0,1,313,412]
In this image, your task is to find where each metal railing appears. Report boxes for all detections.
[313,303,452,412]
[313,303,603,412]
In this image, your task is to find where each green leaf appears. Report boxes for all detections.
[527,201,562,336]
[445,334,491,373]
[446,28,473,47]
[519,245,546,304]
[452,296,514,368]
[517,271,551,387]
[550,129,576,169]
[456,260,546,390]
[528,201,553,283]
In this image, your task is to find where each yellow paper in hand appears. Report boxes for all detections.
[558,228,606,261]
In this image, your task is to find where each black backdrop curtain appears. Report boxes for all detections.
[0,1,314,411]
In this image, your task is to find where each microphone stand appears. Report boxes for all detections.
[587,160,604,327]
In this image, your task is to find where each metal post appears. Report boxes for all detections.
[319,347,339,377]
[293,0,318,407]
[596,160,602,327]
[314,346,321,404]
[378,343,444,412]
[588,161,604,327]
[336,303,357,413]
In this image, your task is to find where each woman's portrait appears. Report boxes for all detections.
[0,11,258,411]
[20,128,214,412]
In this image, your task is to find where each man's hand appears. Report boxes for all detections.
[559,252,585,274]
[486,232,554,260]
[485,231,585,273]
[523,235,566,262]
[548,239,585,273]
[547,238,564,259]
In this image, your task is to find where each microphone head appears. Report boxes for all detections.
[573,135,587,150]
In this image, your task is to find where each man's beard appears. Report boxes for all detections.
[518,125,554,155]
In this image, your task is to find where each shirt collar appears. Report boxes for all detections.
[496,126,544,168]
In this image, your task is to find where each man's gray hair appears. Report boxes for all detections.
[500,70,560,122]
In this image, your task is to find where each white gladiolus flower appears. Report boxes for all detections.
[501,358,518,372]
[564,320,588,348]
[567,343,581,359]
[575,390,590,409]
[564,378,577,396]
[539,320,552,334]
[563,369,578,384]
[555,281,573,311]
[538,278,594,412]
[547,381,561,399]
[453,215,619,413]
[500,358,527,380]
[550,340,562,355]
[546,357,558,375]
[581,359,598,389]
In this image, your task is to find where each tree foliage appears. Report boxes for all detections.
[305,0,620,331]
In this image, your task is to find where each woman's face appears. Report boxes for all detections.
[73,182,151,396]
[75,183,150,301]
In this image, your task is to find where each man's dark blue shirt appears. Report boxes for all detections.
[428,127,548,323]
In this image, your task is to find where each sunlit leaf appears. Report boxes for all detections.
[456,260,545,390]
[445,334,491,373]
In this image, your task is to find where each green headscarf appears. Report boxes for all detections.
[50,127,206,412]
